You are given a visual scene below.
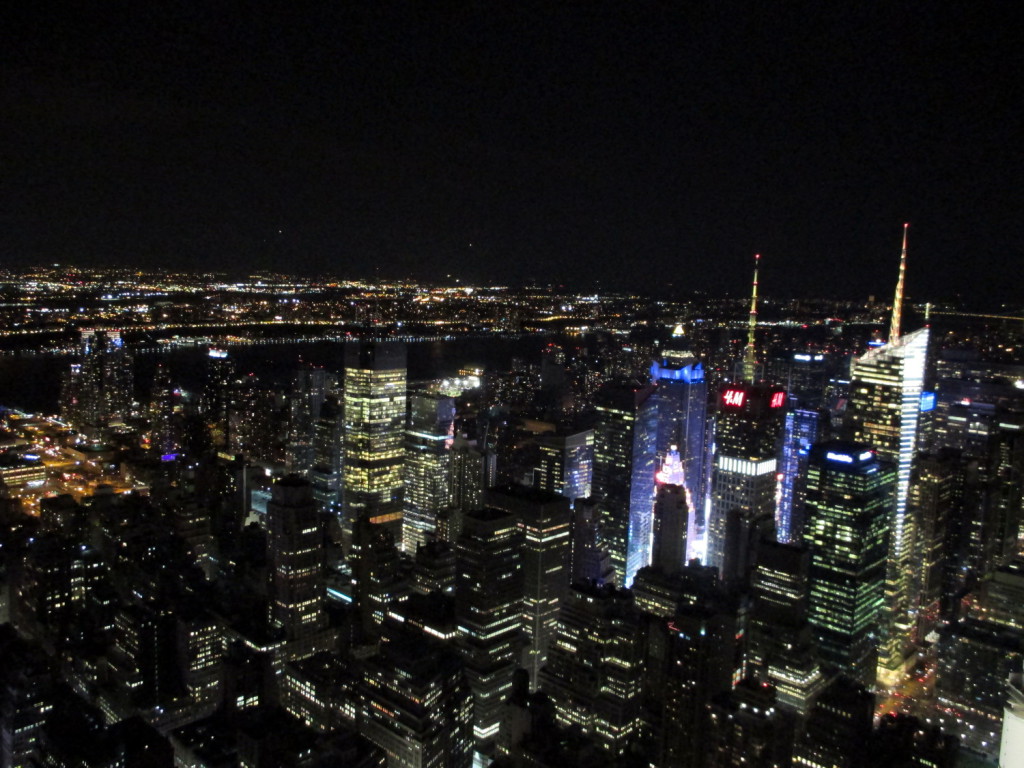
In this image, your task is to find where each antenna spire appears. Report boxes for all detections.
[889,223,908,344]
[742,253,760,383]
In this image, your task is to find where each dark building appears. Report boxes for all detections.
[484,485,571,689]
[657,604,743,768]
[359,634,473,768]
[935,617,1024,759]
[411,538,456,596]
[871,714,958,768]
[704,679,791,768]
[538,582,645,759]
[791,676,875,768]
[267,476,327,645]
[746,540,824,715]
[455,508,524,753]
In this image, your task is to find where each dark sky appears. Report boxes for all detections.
[1,3,1021,303]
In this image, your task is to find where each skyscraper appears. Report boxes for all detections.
[61,329,134,437]
[359,633,473,768]
[650,342,707,511]
[534,428,594,502]
[747,540,825,715]
[455,508,523,753]
[704,679,791,768]
[658,604,744,768]
[402,391,455,554]
[1001,673,1024,768]
[309,393,344,518]
[484,485,571,690]
[285,366,338,475]
[652,448,690,575]
[592,380,658,586]
[777,405,820,544]
[791,676,875,768]
[707,382,787,575]
[707,254,786,574]
[342,342,407,548]
[200,347,235,449]
[538,582,645,759]
[803,442,893,686]
[847,225,928,685]
[267,476,327,645]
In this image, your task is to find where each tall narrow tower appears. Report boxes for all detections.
[889,223,909,344]
[742,254,760,384]
[267,475,327,644]
[847,224,928,686]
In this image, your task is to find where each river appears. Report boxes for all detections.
[0,335,552,414]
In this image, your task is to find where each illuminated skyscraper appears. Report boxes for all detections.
[804,442,893,686]
[61,329,134,436]
[534,428,593,502]
[650,343,707,511]
[592,380,658,586]
[148,364,179,456]
[707,256,786,574]
[777,404,821,544]
[707,383,787,574]
[1001,673,1024,768]
[402,391,455,554]
[342,342,407,548]
[847,224,928,684]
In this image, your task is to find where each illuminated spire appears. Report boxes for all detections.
[742,253,760,383]
[889,223,909,344]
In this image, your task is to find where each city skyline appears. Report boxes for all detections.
[1,6,1023,767]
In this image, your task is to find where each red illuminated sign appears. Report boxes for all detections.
[769,391,786,408]
[722,389,746,407]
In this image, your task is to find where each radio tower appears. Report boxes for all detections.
[889,224,909,344]
[742,253,760,383]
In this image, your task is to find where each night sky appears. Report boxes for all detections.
[2,3,1021,303]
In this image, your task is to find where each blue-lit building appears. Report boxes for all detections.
[777,408,820,544]
[650,351,708,514]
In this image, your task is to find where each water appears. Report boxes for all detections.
[0,335,551,414]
